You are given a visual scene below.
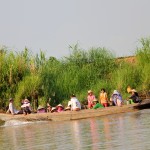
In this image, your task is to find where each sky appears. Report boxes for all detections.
[0,0,150,58]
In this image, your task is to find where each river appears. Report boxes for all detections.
[0,109,150,150]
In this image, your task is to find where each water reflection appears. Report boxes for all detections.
[11,128,19,150]
[0,110,150,150]
[90,118,100,148]
[72,121,81,150]
[101,117,112,150]
[102,117,111,140]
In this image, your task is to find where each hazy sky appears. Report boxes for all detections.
[0,0,150,58]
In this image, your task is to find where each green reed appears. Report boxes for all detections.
[0,38,149,108]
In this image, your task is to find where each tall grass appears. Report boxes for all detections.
[109,38,150,98]
[135,38,150,91]
[0,38,149,109]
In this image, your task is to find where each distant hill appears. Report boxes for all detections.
[116,56,136,63]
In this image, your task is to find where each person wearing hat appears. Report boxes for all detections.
[128,89,141,104]
[21,99,32,115]
[64,100,72,111]
[64,106,71,111]
[56,104,64,112]
[46,102,52,112]
[87,90,95,109]
[7,98,21,115]
[37,105,46,113]
[51,107,57,113]
[93,99,104,109]
[70,94,81,111]
[110,90,123,106]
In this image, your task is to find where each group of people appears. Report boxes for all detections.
[7,98,32,115]
[6,87,141,115]
[87,89,123,109]
[87,88,141,109]
[45,94,82,113]
[6,94,82,115]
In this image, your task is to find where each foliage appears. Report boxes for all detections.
[0,38,150,109]
[135,38,150,91]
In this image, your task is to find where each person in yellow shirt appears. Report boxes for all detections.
[99,88,109,107]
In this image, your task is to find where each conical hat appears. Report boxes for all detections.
[37,105,45,110]
[57,104,64,108]
[131,89,137,92]
[51,107,57,112]
[24,99,30,103]
[65,106,71,110]
[88,90,92,93]
[93,99,98,102]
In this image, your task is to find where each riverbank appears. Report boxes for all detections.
[0,104,139,122]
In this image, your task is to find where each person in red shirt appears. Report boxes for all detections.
[87,90,95,109]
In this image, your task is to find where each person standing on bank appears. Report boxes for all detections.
[99,88,109,107]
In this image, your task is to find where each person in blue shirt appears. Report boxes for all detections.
[110,90,123,106]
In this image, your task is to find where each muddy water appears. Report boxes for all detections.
[0,109,150,150]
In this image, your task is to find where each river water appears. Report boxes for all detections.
[0,109,150,150]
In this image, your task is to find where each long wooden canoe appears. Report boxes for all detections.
[0,100,150,123]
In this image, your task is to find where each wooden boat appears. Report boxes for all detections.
[133,99,150,109]
[0,99,149,123]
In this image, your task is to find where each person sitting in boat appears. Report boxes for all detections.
[110,90,123,106]
[64,100,72,111]
[99,88,109,107]
[67,100,72,107]
[51,107,57,113]
[70,94,81,111]
[46,102,52,112]
[21,99,32,115]
[128,89,141,104]
[56,104,64,112]
[37,105,46,113]
[93,99,104,109]
[87,90,95,109]
[64,106,71,111]
[7,98,22,115]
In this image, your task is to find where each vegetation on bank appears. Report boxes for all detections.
[0,38,150,109]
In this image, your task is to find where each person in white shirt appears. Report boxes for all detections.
[21,99,32,115]
[7,98,20,115]
[70,94,81,111]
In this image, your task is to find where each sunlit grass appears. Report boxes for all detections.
[0,38,149,108]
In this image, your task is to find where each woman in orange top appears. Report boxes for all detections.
[99,88,108,107]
